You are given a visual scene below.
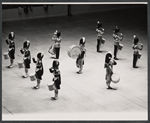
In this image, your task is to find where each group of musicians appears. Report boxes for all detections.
[4,21,144,98]
[95,21,143,89]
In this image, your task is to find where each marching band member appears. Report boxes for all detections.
[49,60,61,100]
[52,30,62,59]
[96,21,105,52]
[5,32,15,68]
[132,35,143,68]
[20,40,31,78]
[104,51,117,89]
[32,52,44,89]
[112,26,123,60]
[76,37,86,74]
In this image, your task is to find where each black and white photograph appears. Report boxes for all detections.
[2,2,148,121]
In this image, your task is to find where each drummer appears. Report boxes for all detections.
[96,21,105,52]
[5,32,15,68]
[104,51,117,89]
[76,37,86,74]
[49,60,61,100]
[132,35,143,68]
[112,26,123,60]
[32,52,44,89]
[20,40,31,78]
[52,30,62,59]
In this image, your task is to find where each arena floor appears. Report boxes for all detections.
[2,6,148,120]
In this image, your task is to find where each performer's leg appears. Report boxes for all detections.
[55,89,58,99]
[78,66,83,74]
[8,59,14,68]
[77,60,83,74]
[51,87,58,100]
[133,54,138,68]
[55,48,60,59]
[114,45,118,60]
[34,79,40,89]
[22,68,29,78]
[97,39,100,52]
[106,74,112,89]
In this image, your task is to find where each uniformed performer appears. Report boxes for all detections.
[52,30,62,59]
[132,35,143,68]
[104,51,117,89]
[20,40,31,78]
[5,32,15,68]
[96,21,105,52]
[32,52,44,89]
[112,26,123,60]
[76,37,86,74]
[49,60,61,100]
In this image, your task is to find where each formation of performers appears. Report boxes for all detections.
[4,20,144,99]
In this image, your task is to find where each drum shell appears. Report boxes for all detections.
[137,52,141,59]
[47,83,54,91]
[29,73,36,81]
[18,61,24,68]
[118,44,123,50]
[111,73,120,83]
[101,38,105,44]
[3,52,9,59]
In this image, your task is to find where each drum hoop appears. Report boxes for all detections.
[68,45,81,58]
[30,73,35,76]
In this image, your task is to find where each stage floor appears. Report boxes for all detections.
[2,6,148,120]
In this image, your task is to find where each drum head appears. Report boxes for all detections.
[111,73,120,83]
[30,73,35,76]
[68,45,81,59]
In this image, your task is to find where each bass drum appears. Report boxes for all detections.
[68,45,81,59]
[111,73,120,83]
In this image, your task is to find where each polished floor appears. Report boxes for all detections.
[2,6,147,120]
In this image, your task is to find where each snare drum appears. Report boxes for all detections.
[18,61,24,68]
[68,45,81,59]
[111,73,120,83]
[29,73,36,81]
[47,82,54,91]
[48,45,55,55]
[3,52,9,59]
[118,44,123,50]
[101,38,105,44]
[137,52,141,59]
